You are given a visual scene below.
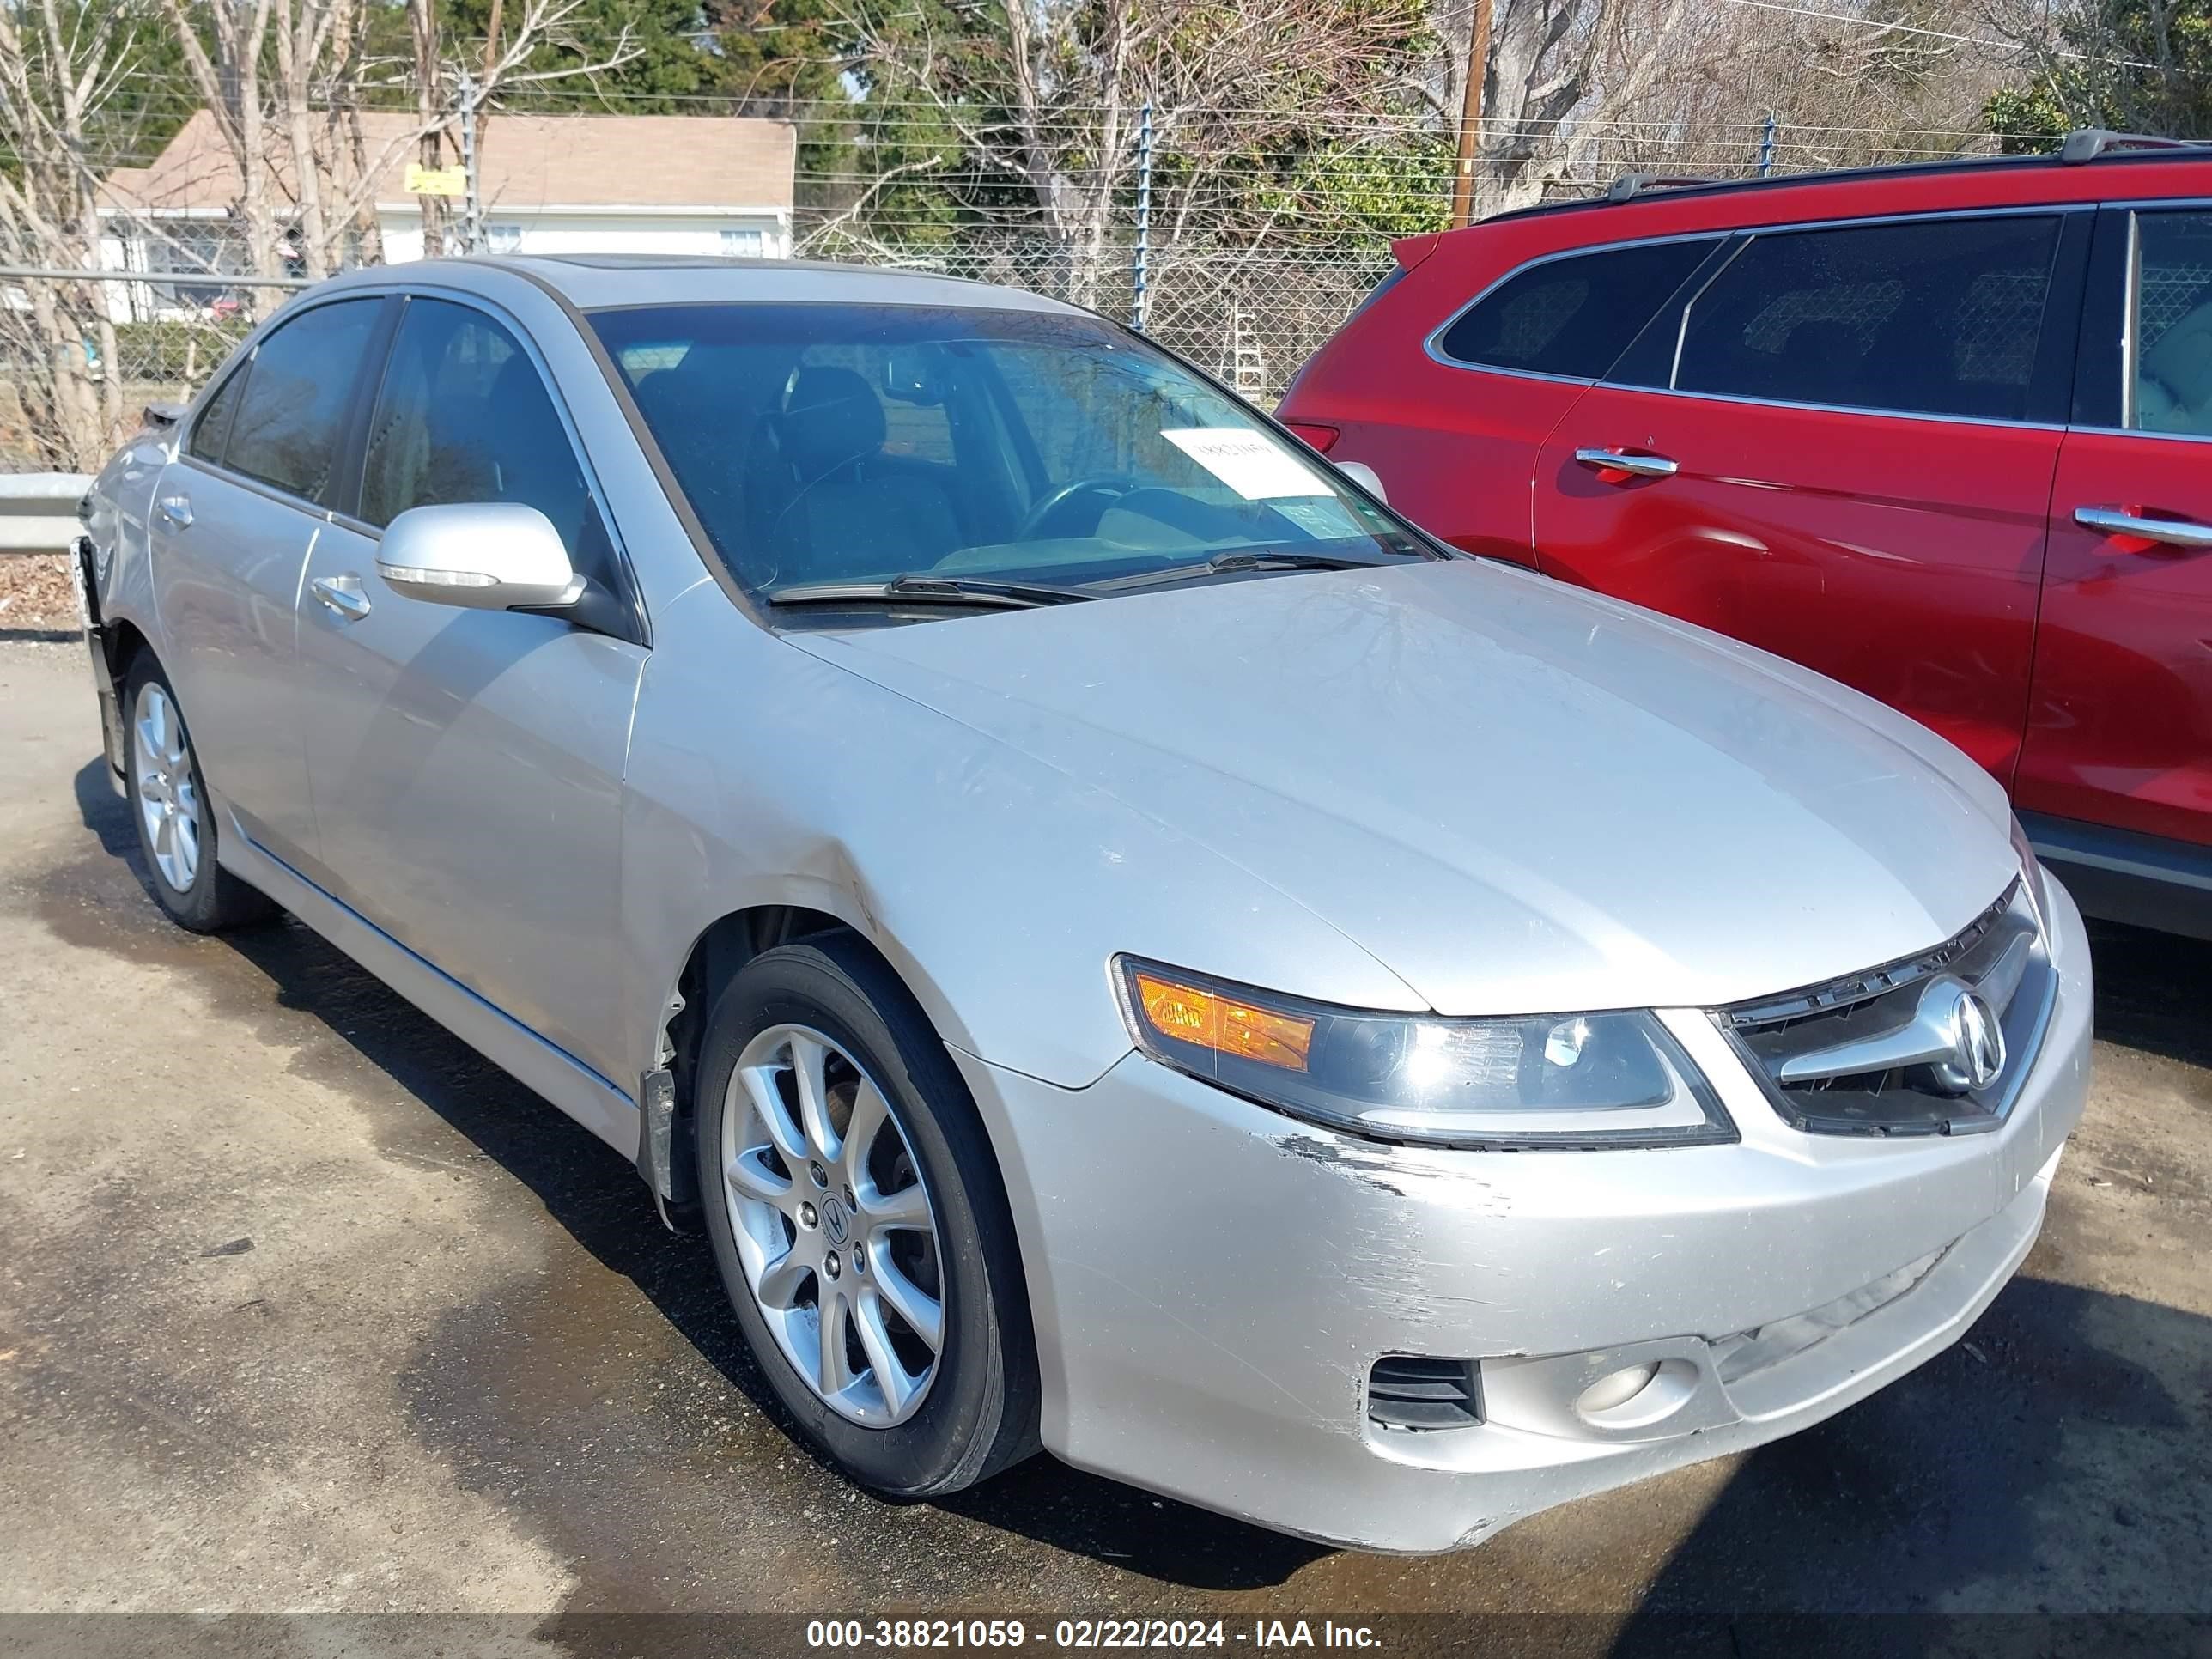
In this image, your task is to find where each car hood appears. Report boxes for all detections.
[793,559,2017,1016]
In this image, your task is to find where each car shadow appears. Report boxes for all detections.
[66,756,1324,1593]
[64,759,2212,1612]
[2081,917,2212,1070]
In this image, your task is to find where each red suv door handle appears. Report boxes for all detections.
[2073,505,2212,550]
[1575,447,1679,481]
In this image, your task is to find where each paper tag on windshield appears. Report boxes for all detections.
[1162,427,1328,500]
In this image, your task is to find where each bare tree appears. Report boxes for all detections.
[835,0,1433,300]
[0,0,144,465]
[155,0,643,308]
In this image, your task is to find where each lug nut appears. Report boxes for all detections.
[843,1183,856,1209]
[809,1161,830,1188]
[798,1201,817,1229]
[823,1250,842,1279]
[851,1246,866,1276]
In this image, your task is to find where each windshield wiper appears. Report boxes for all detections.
[1094,548,1390,592]
[1204,550,1378,573]
[765,574,1097,610]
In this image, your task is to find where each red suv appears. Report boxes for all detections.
[1279,134,2212,939]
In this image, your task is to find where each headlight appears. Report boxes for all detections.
[2008,814,2048,934]
[1115,957,1734,1149]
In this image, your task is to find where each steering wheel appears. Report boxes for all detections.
[1017,474,1142,540]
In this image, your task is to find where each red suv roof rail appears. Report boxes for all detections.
[2058,129,2204,162]
[1603,173,1726,203]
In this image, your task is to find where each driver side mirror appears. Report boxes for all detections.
[376,502,583,612]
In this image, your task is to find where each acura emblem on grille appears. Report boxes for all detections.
[1936,988,2006,1093]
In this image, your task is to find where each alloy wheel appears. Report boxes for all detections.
[722,1024,945,1426]
[133,681,200,894]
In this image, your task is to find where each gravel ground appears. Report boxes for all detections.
[0,638,2207,1656]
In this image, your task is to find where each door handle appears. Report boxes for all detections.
[1574,447,1679,480]
[310,574,371,622]
[155,494,192,528]
[2073,505,2212,550]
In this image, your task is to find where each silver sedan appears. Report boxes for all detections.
[72,256,2091,1553]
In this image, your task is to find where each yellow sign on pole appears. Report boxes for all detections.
[404,163,468,198]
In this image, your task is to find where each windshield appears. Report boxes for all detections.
[588,302,1437,611]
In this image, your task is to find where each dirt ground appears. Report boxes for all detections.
[1,637,2207,1655]
[0,556,77,632]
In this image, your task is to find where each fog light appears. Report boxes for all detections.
[1577,1362,1660,1415]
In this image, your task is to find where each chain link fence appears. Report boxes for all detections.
[2,240,1390,471]
[2,112,2019,473]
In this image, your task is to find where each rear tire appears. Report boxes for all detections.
[123,656,276,933]
[696,932,1038,1496]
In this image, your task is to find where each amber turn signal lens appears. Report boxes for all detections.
[1133,971,1316,1073]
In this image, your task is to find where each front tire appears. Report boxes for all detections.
[123,656,275,933]
[696,933,1038,1496]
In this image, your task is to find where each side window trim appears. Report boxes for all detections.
[325,295,406,522]
[344,285,651,648]
[1424,230,1727,385]
[2028,209,2094,427]
[1604,233,1750,390]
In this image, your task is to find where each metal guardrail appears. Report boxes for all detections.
[0,473,92,556]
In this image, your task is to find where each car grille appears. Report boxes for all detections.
[1717,879,2053,1137]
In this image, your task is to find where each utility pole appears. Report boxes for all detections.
[1449,0,1493,229]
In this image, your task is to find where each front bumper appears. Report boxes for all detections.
[953,877,2093,1553]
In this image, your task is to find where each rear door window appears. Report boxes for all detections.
[1435,239,1717,379]
[1671,215,2063,422]
[221,298,382,501]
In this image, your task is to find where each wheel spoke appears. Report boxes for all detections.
[859,1178,929,1233]
[788,1031,841,1163]
[756,1247,811,1310]
[853,1289,916,1414]
[841,1081,890,1185]
[726,1147,792,1206]
[870,1253,944,1352]
[817,1290,855,1396]
[738,1064,808,1165]
[152,809,175,863]
[173,813,199,881]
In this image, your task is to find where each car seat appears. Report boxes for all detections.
[769,367,965,582]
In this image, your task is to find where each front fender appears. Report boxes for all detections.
[617,584,1422,1094]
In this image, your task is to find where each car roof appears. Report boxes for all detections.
[315,252,1092,318]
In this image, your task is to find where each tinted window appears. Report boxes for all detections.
[2130,210,2212,435]
[592,303,1432,603]
[1436,240,1714,378]
[1674,216,2062,421]
[188,364,248,464]
[361,298,614,583]
[223,299,381,500]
